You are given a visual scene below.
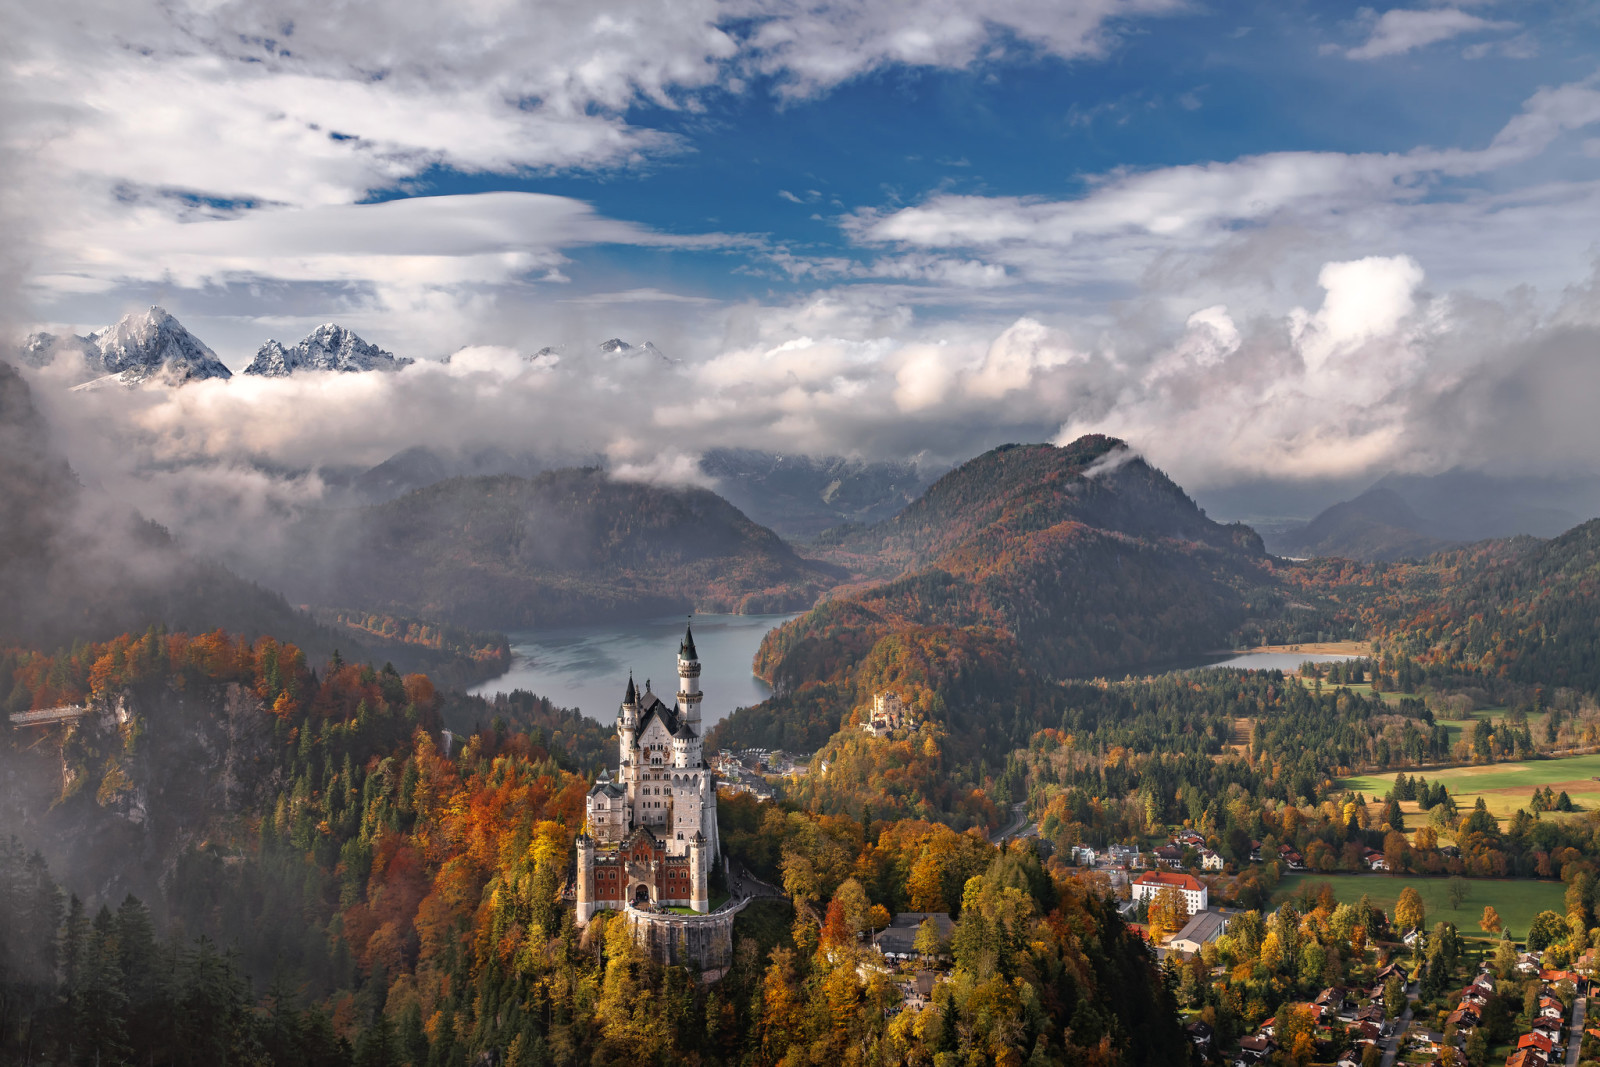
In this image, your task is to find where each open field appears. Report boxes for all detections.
[1241,640,1372,656]
[1274,873,1564,940]
[1342,752,1600,822]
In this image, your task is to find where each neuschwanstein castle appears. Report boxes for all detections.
[575,626,738,971]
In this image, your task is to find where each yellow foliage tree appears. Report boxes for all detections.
[1259,930,1284,972]
[1148,886,1190,939]
[1395,886,1426,932]
[907,853,947,912]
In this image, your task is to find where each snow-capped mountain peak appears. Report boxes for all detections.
[15,331,96,370]
[596,338,678,364]
[88,307,232,384]
[243,323,413,377]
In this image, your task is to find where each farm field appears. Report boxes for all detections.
[1342,752,1600,823]
[1274,873,1564,941]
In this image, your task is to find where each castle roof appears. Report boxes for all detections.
[680,623,697,660]
[589,779,625,799]
[673,720,697,740]
[624,674,636,705]
[635,691,682,738]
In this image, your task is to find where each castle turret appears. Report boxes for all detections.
[576,833,596,923]
[678,623,702,732]
[671,720,693,769]
[689,832,709,913]
[618,674,638,777]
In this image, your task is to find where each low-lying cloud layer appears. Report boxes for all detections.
[18,240,1600,574]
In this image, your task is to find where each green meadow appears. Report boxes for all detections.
[1274,873,1564,941]
[1342,752,1600,823]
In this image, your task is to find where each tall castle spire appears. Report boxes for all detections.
[677,620,702,731]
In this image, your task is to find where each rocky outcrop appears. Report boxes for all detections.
[2,681,281,915]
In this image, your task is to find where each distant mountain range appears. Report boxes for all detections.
[311,444,931,540]
[19,308,403,386]
[243,323,413,376]
[17,310,694,388]
[1265,469,1600,561]
[696,448,934,539]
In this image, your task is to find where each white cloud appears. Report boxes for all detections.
[846,77,1600,308]
[1291,255,1425,375]
[1345,8,1517,61]
[739,0,1183,98]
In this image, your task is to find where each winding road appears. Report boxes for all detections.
[995,803,1034,843]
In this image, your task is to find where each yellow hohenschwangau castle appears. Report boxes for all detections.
[575,625,738,973]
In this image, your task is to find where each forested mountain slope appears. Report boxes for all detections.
[713,437,1326,755]
[0,361,510,682]
[1354,519,1600,694]
[821,436,1260,572]
[260,469,843,630]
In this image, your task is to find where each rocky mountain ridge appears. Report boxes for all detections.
[243,323,413,376]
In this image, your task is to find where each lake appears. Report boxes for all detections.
[469,612,802,727]
[470,617,1364,727]
[1195,651,1364,672]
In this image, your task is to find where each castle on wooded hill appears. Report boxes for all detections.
[576,625,738,973]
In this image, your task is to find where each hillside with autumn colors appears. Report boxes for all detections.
[713,437,1341,758]
[0,630,1183,1065]
[1279,518,1600,699]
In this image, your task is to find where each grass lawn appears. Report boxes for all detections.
[1341,751,1600,823]
[1274,872,1564,941]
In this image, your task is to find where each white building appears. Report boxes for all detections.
[1131,871,1208,914]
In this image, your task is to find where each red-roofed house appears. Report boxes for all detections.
[1517,1032,1554,1055]
[1131,871,1208,912]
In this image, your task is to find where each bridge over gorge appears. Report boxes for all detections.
[8,705,91,727]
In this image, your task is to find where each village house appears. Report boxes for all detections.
[1168,909,1229,956]
[1108,844,1143,868]
[1130,870,1208,913]
[874,912,954,962]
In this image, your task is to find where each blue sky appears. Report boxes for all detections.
[8,0,1600,521]
[369,1,1600,305]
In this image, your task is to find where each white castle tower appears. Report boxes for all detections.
[578,623,720,922]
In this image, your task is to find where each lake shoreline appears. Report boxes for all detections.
[468,612,802,726]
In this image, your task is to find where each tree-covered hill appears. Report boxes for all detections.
[820,436,1262,574]
[1353,519,1600,695]
[714,437,1324,755]
[262,469,844,630]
